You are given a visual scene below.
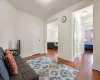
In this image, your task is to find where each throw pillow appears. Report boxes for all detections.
[4,49,18,76]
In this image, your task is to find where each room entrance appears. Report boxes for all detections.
[72,5,93,60]
[47,20,58,54]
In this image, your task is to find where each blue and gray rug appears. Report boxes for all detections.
[27,56,78,80]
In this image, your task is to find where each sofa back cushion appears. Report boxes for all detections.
[0,74,3,80]
[0,47,9,80]
[0,51,9,80]
[0,47,4,53]
[0,47,4,59]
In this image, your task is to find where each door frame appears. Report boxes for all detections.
[72,4,93,60]
[72,12,85,60]
[45,18,58,53]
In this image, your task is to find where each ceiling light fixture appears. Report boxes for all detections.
[81,11,88,16]
[36,0,52,4]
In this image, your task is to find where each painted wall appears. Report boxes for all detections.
[47,21,58,42]
[16,11,45,58]
[85,29,93,44]
[0,0,17,49]
[0,0,45,58]
[46,0,93,62]
[93,0,100,71]
[83,16,93,26]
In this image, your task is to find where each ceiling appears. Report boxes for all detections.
[8,0,86,19]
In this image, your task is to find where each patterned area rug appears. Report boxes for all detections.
[27,56,78,80]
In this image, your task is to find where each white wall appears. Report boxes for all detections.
[83,16,93,26]
[16,11,45,58]
[93,0,100,71]
[0,0,17,49]
[47,21,58,42]
[83,14,93,29]
[0,0,45,58]
[46,0,93,62]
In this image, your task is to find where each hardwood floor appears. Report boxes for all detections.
[24,50,100,80]
[48,49,58,54]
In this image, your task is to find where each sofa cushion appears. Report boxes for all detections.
[10,70,24,80]
[17,62,28,68]
[23,70,39,80]
[19,65,32,74]
[0,52,3,60]
[0,47,4,54]
[14,56,39,80]
[5,50,18,76]
[14,56,26,64]
[0,74,3,80]
[10,75,24,80]
[0,58,9,80]
[0,47,4,59]
[14,56,23,61]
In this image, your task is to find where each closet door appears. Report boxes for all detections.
[33,25,41,54]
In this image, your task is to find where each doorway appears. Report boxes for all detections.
[47,20,58,54]
[72,5,93,59]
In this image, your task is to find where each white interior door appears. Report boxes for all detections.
[33,25,41,54]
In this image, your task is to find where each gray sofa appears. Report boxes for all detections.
[0,47,39,80]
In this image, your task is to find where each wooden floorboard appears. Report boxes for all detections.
[24,49,100,80]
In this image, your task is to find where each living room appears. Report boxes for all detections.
[0,0,100,80]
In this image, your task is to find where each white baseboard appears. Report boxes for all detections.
[58,56,73,62]
[92,64,100,71]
